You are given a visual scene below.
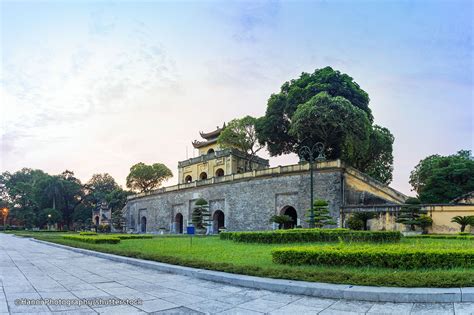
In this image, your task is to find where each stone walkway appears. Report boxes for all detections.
[0,234,472,315]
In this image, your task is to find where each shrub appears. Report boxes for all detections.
[396,197,427,231]
[79,231,97,236]
[97,224,111,233]
[113,234,153,240]
[272,246,474,269]
[219,229,401,243]
[269,215,293,229]
[405,234,474,240]
[306,199,336,227]
[63,235,120,244]
[346,216,364,230]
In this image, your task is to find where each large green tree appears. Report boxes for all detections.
[409,150,474,203]
[126,162,173,193]
[289,92,371,166]
[217,116,264,171]
[257,67,394,184]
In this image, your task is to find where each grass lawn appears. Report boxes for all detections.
[5,231,474,288]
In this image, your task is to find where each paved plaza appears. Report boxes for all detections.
[0,234,472,314]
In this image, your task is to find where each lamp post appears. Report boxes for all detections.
[2,208,9,231]
[298,142,326,228]
[47,214,52,231]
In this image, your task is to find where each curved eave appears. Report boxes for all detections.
[192,139,217,148]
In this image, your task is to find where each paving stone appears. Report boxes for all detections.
[325,300,374,313]
[216,292,257,306]
[150,306,205,314]
[367,302,413,314]
[238,298,287,313]
[134,298,179,313]
[260,292,303,303]
[269,302,325,314]
[187,299,234,313]
[454,302,474,315]
[217,307,264,315]
[411,302,455,315]
[293,296,336,308]
[161,292,207,306]
[96,304,144,314]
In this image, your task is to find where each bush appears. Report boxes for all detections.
[219,229,401,243]
[272,246,474,269]
[346,216,364,230]
[113,234,153,240]
[63,235,120,244]
[79,231,97,236]
[405,234,474,240]
[97,224,111,233]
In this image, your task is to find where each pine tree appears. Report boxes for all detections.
[307,199,336,228]
[192,198,211,230]
[396,197,427,231]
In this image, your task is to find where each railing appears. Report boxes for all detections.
[127,160,343,200]
[177,148,269,167]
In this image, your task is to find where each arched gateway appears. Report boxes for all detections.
[281,206,297,229]
[212,210,225,233]
[175,213,183,234]
[140,216,147,233]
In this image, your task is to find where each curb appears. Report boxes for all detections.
[31,238,473,303]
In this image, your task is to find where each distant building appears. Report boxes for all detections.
[92,201,111,226]
[451,191,474,204]
[177,124,269,184]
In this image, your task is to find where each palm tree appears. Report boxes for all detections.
[270,215,293,229]
[43,176,64,210]
[451,216,474,232]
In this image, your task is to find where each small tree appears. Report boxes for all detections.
[192,198,211,232]
[396,197,427,231]
[346,216,364,230]
[270,215,292,230]
[418,215,433,234]
[451,216,474,232]
[352,212,375,231]
[307,199,336,228]
[126,162,173,193]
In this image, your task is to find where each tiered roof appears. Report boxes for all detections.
[192,123,226,148]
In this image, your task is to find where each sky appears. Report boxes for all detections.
[1,0,473,196]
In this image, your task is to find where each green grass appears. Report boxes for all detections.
[5,231,474,288]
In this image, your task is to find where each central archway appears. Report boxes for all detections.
[212,210,225,233]
[140,216,147,233]
[175,213,183,234]
[199,172,208,180]
[280,206,297,229]
[215,168,224,177]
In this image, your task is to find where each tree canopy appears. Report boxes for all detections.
[217,116,264,171]
[409,150,474,203]
[256,66,394,184]
[126,162,173,193]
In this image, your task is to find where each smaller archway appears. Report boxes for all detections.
[280,206,297,229]
[140,216,147,233]
[185,175,192,183]
[213,210,225,233]
[199,172,208,180]
[215,168,224,177]
[94,216,99,226]
[175,213,183,234]
[207,148,215,154]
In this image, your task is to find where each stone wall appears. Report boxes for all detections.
[126,169,343,233]
[125,161,406,233]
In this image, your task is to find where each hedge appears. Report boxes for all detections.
[79,231,97,236]
[272,246,474,269]
[63,235,120,244]
[220,229,401,243]
[113,234,153,240]
[405,234,474,240]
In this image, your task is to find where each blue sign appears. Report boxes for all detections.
[187,226,195,235]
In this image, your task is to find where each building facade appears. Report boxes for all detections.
[125,160,407,234]
[177,125,269,184]
[92,201,112,227]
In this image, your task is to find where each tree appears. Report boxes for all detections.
[38,208,62,229]
[289,92,371,166]
[356,126,394,184]
[409,150,474,203]
[451,216,474,232]
[191,198,210,231]
[126,163,173,193]
[269,214,293,230]
[86,173,119,203]
[418,215,433,234]
[257,67,394,184]
[217,116,264,171]
[396,197,427,231]
[307,199,336,228]
[351,212,376,231]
